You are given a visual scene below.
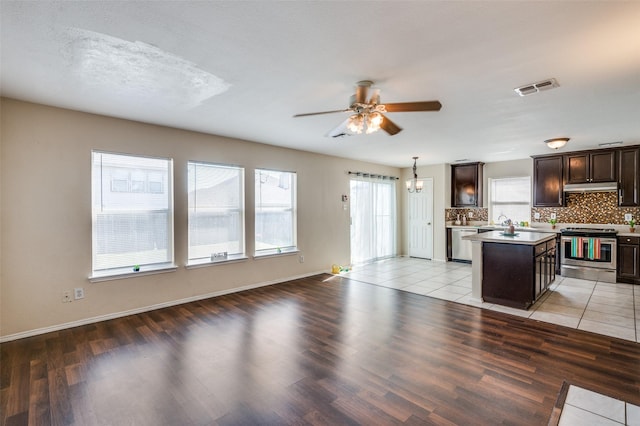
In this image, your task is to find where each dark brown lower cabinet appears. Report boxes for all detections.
[617,236,640,284]
[482,239,556,309]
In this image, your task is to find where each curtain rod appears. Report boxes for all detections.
[348,171,399,180]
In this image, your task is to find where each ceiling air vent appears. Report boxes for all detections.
[514,78,559,96]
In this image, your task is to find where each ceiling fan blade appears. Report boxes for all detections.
[380,114,402,135]
[293,109,350,118]
[383,101,442,112]
[325,118,350,138]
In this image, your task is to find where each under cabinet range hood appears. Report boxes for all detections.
[563,182,618,192]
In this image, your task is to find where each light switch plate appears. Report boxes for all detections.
[625,213,633,221]
[534,212,540,219]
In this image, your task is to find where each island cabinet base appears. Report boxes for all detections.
[482,241,555,310]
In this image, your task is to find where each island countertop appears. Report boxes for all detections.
[462,230,556,245]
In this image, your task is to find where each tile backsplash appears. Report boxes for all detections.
[446,193,639,225]
[532,192,639,224]
[445,208,488,222]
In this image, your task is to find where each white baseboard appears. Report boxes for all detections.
[0,270,327,343]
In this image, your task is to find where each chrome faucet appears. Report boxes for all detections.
[497,214,511,226]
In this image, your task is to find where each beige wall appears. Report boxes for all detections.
[0,98,534,339]
[0,98,402,339]
[483,158,534,206]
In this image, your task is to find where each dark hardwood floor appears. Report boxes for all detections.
[2,274,639,425]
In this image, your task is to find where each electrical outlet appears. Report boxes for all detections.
[299,255,304,263]
[625,213,633,221]
[534,212,540,219]
[468,212,473,218]
[62,290,72,303]
[74,287,85,300]
[550,213,557,220]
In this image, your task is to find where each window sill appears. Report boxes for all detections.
[186,255,249,269]
[253,248,299,259]
[89,264,178,283]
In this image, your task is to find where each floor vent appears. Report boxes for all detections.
[514,78,559,96]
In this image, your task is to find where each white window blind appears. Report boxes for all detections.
[188,161,245,262]
[255,169,297,253]
[91,151,174,275]
[489,176,531,224]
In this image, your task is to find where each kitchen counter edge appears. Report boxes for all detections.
[461,230,557,245]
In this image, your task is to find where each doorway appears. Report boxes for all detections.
[408,177,433,259]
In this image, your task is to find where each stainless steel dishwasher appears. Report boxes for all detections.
[452,228,478,262]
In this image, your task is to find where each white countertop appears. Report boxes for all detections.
[446,223,559,232]
[618,231,639,237]
[447,222,637,236]
[462,230,557,245]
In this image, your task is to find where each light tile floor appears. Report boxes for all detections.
[344,257,640,343]
[559,385,640,426]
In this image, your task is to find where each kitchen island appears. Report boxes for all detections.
[462,230,557,309]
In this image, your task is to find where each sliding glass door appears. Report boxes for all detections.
[350,177,397,264]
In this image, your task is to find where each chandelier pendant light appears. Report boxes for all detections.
[406,157,424,193]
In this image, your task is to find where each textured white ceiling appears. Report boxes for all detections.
[2,1,639,167]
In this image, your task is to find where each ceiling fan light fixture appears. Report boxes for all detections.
[545,137,570,149]
[347,111,383,134]
[347,114,364,133]
[365,112,383,134]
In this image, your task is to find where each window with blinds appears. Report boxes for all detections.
[489,176,531,224]
[255,169,297,254]
[91,151,174,276]
[188,161,245,263]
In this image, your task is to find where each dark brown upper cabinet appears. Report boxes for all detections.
[564,150,616,184]
[451,162,483,207]
[618,146,639,206]
[533,155,564,207]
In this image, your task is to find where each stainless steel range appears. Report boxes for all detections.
[560,227,617,283]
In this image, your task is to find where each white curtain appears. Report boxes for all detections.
[350,177,397,264]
